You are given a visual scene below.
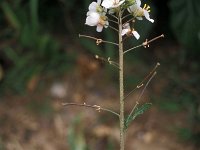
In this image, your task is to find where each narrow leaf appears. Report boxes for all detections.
[125,103,152,130]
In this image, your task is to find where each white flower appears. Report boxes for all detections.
[88,0,106,14]
[121,23,140,39]
[85,0,109,32]
[128,0,154,23]
[85,11,109,32]
[102,0,125,9]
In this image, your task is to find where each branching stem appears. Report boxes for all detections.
[108,25,119,32]
[79,34,118,46]
[118,9,125,150]
[108,19,118,24]
[124,34,164,54]
[137,71,157,103]
[127,71,157,120]
[62,102,120,117]
[123,62,160,101]
[122,13,132,20]
[107,13,118,20]
[123,17,135,26]
[95,55,120,70]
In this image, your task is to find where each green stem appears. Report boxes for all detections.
[118,9,125,150]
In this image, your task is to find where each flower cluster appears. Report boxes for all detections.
[85,0,154,39]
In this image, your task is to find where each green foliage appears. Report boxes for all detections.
[157,100,182,112]
[177,128,193,141]
[169,0,200,53]
[0,0,72,93]
[68,115,87,150]
[124,103,152,130]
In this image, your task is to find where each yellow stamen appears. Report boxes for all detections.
[146,6,150,10]
[143,4,151,12]
[144,4,146,9]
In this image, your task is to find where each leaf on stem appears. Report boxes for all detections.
[124,103,152,130]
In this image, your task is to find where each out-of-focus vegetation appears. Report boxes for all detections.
[0,0,76,94]
[0,0,199,148]
[169,0,200,53]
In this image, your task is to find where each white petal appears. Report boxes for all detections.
[102,0,124,8]
[118,0,125,6]
[96,25,103,32]
[113,0,125,8]
[136,0,141,7]
[132,31,140,39]
[123,23,130,29]
[144,10,154,23]
[86,11,92,16]
[89,2,98,11]
[85,17,96,26]
[85,12,100,26]
[121,29,129,36]
[104,21,109,28]
[102,0,113,8]
[97,0,101,5]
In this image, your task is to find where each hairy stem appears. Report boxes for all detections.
[123,34,164,54]
[79,34,118,46]
[118,9,125,150]
[62,102,120,117]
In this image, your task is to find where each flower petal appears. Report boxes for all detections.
[104,21,109,28]
[121,29,129,36]
[118,0,125,6]
[97,0,101,5]
[132,31,140,39]
[136,0,141,7]
[123,23,130,29]
[96,25,103,32]
[102,0,113,8]
[144,10,154,23]
[89,2,98,11]
[85,12,100,26]
[102,0,125,9]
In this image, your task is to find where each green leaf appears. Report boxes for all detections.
[124,103,152,130]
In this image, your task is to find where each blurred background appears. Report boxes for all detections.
[0,0,199,149]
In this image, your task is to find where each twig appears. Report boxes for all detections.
[108,19,118,24]
[124,62,160,101]
[95,55,120,69]
[123,17,135,26]
[126,101,139,121]
[123,84,143,101]
[79,34,118,46]
[107,13,118,20]
[127,71,157,120]
[108,25,119,32]
[62,102,120,117]
[124,34,164,54]
[137,71,157,103]
[122,13,132,20]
